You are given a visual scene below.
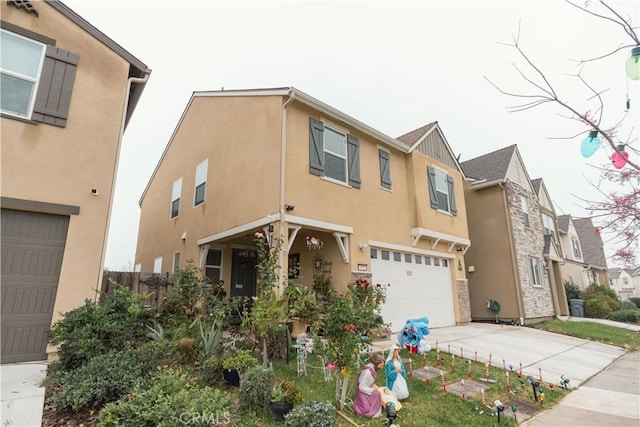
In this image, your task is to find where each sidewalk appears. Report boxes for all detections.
[1,361,47,427]
[521,351,640,426]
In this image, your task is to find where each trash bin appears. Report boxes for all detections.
[569,299,584,317]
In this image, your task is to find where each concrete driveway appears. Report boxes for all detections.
[376,322,626,387]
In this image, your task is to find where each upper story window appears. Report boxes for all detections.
[1,27,78,127]
[309,118,361,188]
[194,160,208,206]
[153,256,162,273]
[542,213,556,241]
[521,196,530,227]
[528,257,544,286]
[571,237,581,258]
[171,178,182,219]
[379,149,392,190]
[427,166,457,216]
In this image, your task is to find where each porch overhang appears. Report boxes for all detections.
[197,213,280,246]
[285,214,353,263]
[410,227,471,254]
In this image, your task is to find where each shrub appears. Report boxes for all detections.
[564,279,583,300]
[45,340,171,410]
[627,297,640,309]
[97,367,232,427]
[49,284,156,372]
[620,300,638,311]
[238,365,274,415]
[284,400,336,427]
[583,284,621,318]
[608,309,640,323]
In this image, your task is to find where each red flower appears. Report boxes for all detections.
[376,283,382,288]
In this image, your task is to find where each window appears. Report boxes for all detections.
[153,256,162,273]
[427,166,457,215]
[542,213,556,241]
[434,258,440,266]
[309,118,360,188]
[393,252,401,262]
[370,248,378,259]
[415,255,422,264]
[443,259,448,267]
[571,237,581,258]
[171,178,182,219]
[381,250,390,261]
[1,28,78,127]
[194,159,208,206]
[379,149,392,189]
[172,252,180,273]
[521,196,530,227]
[424,257,431,265]
[528,257,544,286]
[205,249,222,283]
[404,253,412,263]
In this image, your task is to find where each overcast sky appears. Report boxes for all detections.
[61,0,639,270]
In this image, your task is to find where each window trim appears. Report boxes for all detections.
[172,252,180,273]
[205,248,223,283]
[542,213,556,241]
[427,165,457,216]
[194,159,208,207]
[153,256,163,274]
[528,257,544,287]
[521,196,530,228]
[571,237,581,258]
[170,178,182,219]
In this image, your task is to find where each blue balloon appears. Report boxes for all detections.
[581,131,600,158]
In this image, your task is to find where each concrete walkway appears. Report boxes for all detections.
[1,361,47,427]
[521,351,640,426]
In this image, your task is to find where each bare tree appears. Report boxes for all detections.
[486,0,639,265]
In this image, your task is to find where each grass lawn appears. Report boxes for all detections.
[259,348,569,427]
[532,320,640,350]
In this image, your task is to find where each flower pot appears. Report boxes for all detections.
[287,317,308,339]
[269,401,293,421]
[222,368,240,387]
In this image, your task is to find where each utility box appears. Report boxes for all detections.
[569,299,584,318]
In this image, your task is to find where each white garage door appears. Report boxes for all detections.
[371,250,455,332]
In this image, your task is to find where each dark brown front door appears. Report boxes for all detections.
[230,249,257,301]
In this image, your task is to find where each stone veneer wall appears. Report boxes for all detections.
[505,181,555,319]
[456,279,471,324]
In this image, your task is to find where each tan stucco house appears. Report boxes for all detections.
[460,145,567,324]
[557,215,609,291]
[1,0,150,362]
[134,87,471,331]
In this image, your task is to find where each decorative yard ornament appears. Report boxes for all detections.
[626,46,640,80]
[306,234,323,250]
[611,145,629,169]
[580,130,600,158]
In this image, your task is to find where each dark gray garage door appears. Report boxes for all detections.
[1,209,69,363]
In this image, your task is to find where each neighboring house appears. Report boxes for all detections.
[608,267,639,299]
[1,0,150,363]
[557,215,609,291]
[134,87,471,331]
[460,145,566,325]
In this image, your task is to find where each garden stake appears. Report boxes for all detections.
[448,344,451,354]
[485,362,490,384]
[451,354,455,372]
[506,371,511,393]
[460,346,464,359]
[512,405,517,423]
[502,358,506,370]
[519,362,523,378]
[489,353,492,367]
[436,349,441,367]
[539,367,543,384]
[435,340,439,351]
[409,355,413,377]
[481,387,486,408]
[441,371,447,392]
[425,364,429,384]
[475,350,477,362]
[467,359,472,378]
[461,379,466,399]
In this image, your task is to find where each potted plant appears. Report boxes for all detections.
[269,379,302,421]
[222,349,258,386]
[285,281,317,338]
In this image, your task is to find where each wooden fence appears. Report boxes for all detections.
[101,271,176,307]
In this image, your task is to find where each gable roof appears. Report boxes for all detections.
[573,217,608,269]
[531,178,542,194]
[543,235,563,261]
[397,122,437,145]
[557,214,571,234]
[460,144,517,182]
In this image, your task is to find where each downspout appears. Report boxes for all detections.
[277,89,296,296]
[97,73,151,301]
[500,182,525,325]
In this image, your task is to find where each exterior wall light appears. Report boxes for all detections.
[626,46,640,80]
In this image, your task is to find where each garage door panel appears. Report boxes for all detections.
[1,209,68,364]
[373,254,456,332]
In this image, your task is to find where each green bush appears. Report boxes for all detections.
[163,262,227,319]
[239,365,274,415]
[583,284,620,318]
[608,309,640,323]
[284,400,336,427]
[564,279,583,300]
[620,300,638,311]
[628,297,640,309]
[45,341,171,410]
[49,284,156,371]
[97,367,232,427]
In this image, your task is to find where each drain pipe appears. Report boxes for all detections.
[277,89,296,296]
[97,72,151,300]
[500,181,525,325]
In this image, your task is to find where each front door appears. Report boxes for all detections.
[230,249,257,301]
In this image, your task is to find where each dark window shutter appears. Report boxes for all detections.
[347,134,360,188]
[32,45,78,128]
[447,174,457,216]
[427,166,439,209]
[309,118,324,176]
[379,149,391,189]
